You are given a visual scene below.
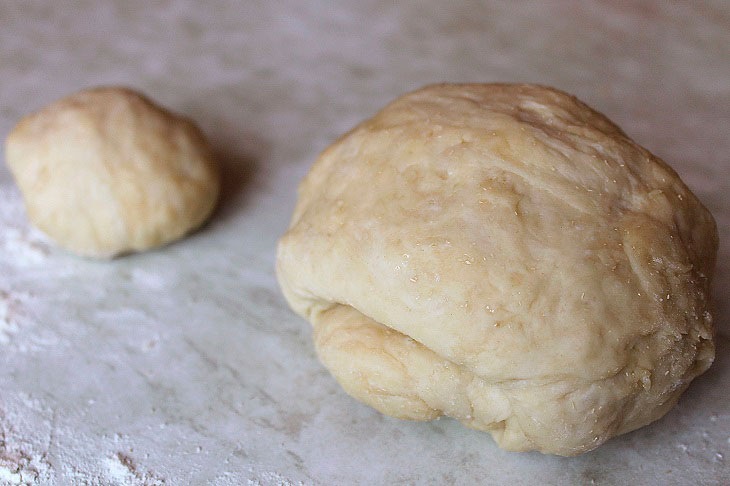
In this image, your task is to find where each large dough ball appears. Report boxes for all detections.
[5,87,219,258]
[277,84,718,456]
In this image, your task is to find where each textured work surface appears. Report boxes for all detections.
[0,1,728,484]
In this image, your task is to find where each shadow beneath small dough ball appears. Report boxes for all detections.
[211,147,260,223]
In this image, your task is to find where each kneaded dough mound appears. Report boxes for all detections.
[277,84,718,456]
[5,87,219,258]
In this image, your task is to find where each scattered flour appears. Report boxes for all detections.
[102,452,165,486]
[0,414,53,485]
[0,227,49,266]
[0,290,46,352]
[0,187,50,266]
[0,291,19,345]
[1,396,172,486]
[62,452,166,486]
[244,467,305,486]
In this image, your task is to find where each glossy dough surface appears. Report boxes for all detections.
[276,84,717,455]
[5,87,219,258]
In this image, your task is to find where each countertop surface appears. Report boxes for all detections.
[1,1,728,484]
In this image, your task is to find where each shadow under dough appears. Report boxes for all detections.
[210,147,260,223]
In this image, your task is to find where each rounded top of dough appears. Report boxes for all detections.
[277,83,717,455]
[5,86,219,258]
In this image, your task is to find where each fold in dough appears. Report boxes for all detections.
[276,84,717,455]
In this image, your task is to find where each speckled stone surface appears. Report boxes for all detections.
[0,1,728,484]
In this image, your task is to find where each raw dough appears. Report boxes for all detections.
[5,87,219,258]
[276,84,718,456]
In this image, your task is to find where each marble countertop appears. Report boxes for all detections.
[1,1,728,484]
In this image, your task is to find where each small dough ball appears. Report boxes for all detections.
[276,84,718,456]
[5,87,219,258]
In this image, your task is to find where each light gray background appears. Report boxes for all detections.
[1,1,728,484]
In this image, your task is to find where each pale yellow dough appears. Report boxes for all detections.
[276,84,718,456]
[5,87,219,258]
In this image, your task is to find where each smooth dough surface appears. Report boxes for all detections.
[5,87,219,258]
[277,83,718,456]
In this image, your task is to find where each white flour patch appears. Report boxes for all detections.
[2,397,168,486]
[103,452,166,486]
[1,227,50,266]
[0,186,51,266]
[0,291,19,345]
[245,467,305,486]
[0,290,50,353]
[60,452,167,485]
[0,414,53,485]
[0,291,34,347]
